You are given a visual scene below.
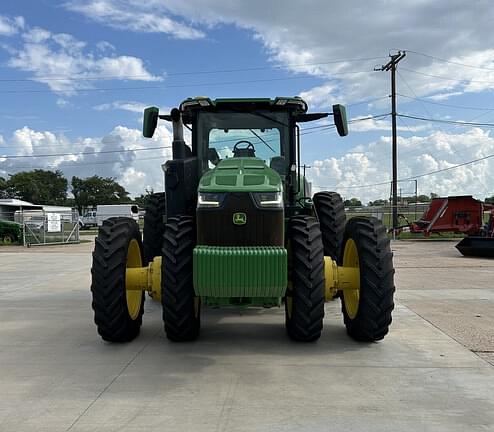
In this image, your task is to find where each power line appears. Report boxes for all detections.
[1,155,168,170]
[406,50,494,72]
[0,70,376,95]
[397,113,494,128]
[314,180,392,190]
[302,113,391,135]
[0,114,390,171]
[397,93,494,111]
[0,75,323,94]
[1,145,171,159]
[313,150,494,191]
[6,126,493,190]
[0,105,389,153]
[396,70,471,164]
[0,125,324,153]
[400,152,494,181]
[397,70,494,195]
[0,57,385,83]
[346,95,390,107]
[400,67,494,84]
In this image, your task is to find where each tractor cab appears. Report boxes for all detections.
[143,97,348,220]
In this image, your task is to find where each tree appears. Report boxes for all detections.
[7,170,68,204]
[71,175,130,213]
[344,197,362,207]
[0,176,9,199]
[133,188,154,208]
[485,196,494,204]
[368,199,388,207]
[416,194,431,203]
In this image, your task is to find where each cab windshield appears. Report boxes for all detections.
[196,111,289,173]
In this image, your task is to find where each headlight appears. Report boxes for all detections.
[197,192,226,208]
[252,192,283,208]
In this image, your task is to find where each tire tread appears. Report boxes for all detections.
[91,217,144,342]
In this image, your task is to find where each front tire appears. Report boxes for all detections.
[91,217,145,342]
[313,191,345,260]
[162,216,200,341]
[340,217,395,342]
[143,192,166,264]
[285,216,325,342]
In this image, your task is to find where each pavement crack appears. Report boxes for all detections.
[215,375,239,432]
[64,330,159,432]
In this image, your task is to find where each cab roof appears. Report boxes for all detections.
[179,96,309,115]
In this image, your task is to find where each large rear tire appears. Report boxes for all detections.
[162,216,200,342]
[91,217,145,342]
[285,216,325,342]
[143,192,166,264]
[313,191,345,260]
[340,217,395,342]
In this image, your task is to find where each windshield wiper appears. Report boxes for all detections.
[249,129,275,153]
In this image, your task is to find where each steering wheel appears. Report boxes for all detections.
[233,140,256,157]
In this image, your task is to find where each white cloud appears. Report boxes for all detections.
[309,128,494,202]
[0,125,173,196]
[56,98,70,108]
[7,27,162,95]
[96,40,115,52]
[64,0,204,40]
[299,84,336,109]
[94,101,147,113]
[58,1,494,103]
[0,15,24,36]
[141,1,494,102]
[428,92,464,101]
[2,124,494,202]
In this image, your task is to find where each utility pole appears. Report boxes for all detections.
[302,164,311,179]
[302,164,312,196]
[414,179,418,221]
[375,51,406,239]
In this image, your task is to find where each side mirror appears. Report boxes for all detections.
[332,104,348,137]
[143,106,159,138]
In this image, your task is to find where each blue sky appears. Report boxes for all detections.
[1,1,494,201]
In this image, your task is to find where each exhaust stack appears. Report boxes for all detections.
[171,108,186,159]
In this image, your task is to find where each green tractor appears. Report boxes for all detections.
[91,97,395,343]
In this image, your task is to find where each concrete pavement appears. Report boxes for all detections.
[0,240,493,431]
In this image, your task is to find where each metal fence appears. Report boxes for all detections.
[15,209,80,247]
[345,203,429,229]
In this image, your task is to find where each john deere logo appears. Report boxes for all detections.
[233,212,247,225]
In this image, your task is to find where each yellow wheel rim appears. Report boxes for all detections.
[126,239,143,320]
[342,238,360,319]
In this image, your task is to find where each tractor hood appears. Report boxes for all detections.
[198,157,282,193]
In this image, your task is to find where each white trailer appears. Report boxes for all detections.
[96,204,140,227]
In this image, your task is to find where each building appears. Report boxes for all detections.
[0,199,74,221]
[0,199,42,221]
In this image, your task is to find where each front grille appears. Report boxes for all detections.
[197,192,284,246]
[193,246,287,297]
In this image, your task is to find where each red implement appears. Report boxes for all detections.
[410,196,490,236]
[409,196,493,257]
